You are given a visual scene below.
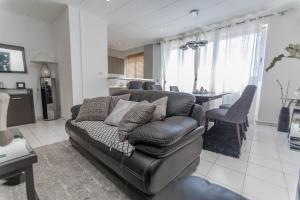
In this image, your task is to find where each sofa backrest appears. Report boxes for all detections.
[111,90,196,117]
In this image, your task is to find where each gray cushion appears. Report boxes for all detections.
[104,99,138,126]
[109,94,130,113]
[150,97,168,122]
[118,102,156,141]
[129,116,198,147]
[75,97,110,122]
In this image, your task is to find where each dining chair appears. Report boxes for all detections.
[205,85,257,146]
[219,85,257,129]
[0,93,10,131]
[127,81,143,90]
[170,86,179,92]
[151,85,163,91]
[142,81,155,90]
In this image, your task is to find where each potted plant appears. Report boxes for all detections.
[276,80,294,132]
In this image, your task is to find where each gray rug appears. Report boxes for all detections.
[0,141,130,200]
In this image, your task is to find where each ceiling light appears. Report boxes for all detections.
[106,0,110,2]
[189,9,199,17]
[160,28,164,32]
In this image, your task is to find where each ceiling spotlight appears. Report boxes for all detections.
[106,0,110,2]
[160,28,164,32]
[189,9,199,17]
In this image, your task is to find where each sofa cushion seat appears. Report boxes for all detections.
[134,126,204,158]
[70,120,135,156]
[129,116,198,147]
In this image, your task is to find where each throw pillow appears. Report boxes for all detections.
[104,99,138,126]
[76,96,111,122]
[150,97,168,121]
[118,102,156,141]
[109,94,130,113]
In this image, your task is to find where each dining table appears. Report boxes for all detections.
[193,92,230,105]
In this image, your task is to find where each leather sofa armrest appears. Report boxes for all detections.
[71,104,82,120]
[129,116,198,147]
[190,104,205,126]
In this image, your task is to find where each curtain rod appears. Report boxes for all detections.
[161,8,293,42]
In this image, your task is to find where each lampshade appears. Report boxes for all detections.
[31,52,57,64]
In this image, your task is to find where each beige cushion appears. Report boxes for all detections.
[76,97,111,122]
[118,102,156,141]
[104,100,138,126]
[109,94,130,113]
[150,97,168,122]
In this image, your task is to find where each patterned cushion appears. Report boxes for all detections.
[76,97,110,122]
[150,97,168,121]
[104,100,138,127]
[109,94,130,113]
[71,120,134,156]
[118,102,156,141]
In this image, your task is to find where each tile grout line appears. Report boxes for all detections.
[241,125,254,195]
[276,131,294,200]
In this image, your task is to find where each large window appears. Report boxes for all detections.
[125,53,144,78]
[162,22,267,121]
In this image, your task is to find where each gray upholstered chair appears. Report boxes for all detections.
[127,81,143,90]
[170,86,179,92]
[142,81,155,90]
[151,85,162,91]
[219,85,257,129]
[205,85,257,146]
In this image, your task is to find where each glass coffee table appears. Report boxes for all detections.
[0,129,38,200]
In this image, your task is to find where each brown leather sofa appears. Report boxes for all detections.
[65,90,205,198]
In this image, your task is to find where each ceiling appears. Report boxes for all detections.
[0,0,299,51]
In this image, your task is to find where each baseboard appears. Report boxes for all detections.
[255,120,277,127]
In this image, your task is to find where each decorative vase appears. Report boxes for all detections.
[277,107,290,132]
[40,63,51,78]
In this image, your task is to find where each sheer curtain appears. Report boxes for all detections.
[161,20,267,122]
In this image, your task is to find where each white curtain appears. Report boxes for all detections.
[161,20,267,122]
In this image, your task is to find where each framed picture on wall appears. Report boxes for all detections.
[0,43,27,73]
[16,82,26,89]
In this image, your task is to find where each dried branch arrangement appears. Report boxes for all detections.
[276,79,294,108]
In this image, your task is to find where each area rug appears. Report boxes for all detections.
[0,141,130,200]
[203,123,242,158]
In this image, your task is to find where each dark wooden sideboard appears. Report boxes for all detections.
[0,89,36,127]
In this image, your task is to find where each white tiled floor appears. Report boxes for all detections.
[14,118,68,148]
[193,124,300,200]
[13,120,300,200]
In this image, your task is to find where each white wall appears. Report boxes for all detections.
[80,11,109,98]
[52,8,74,119]
[258,10,300,124]
[124,46,144,56]
[153,43,162,83]
[68,6,84,105]
[0,10,56,119]
[108,48,125,59]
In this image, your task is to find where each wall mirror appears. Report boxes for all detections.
[0,43,27,73]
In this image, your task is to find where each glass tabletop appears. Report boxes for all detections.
[0,129,33,164]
